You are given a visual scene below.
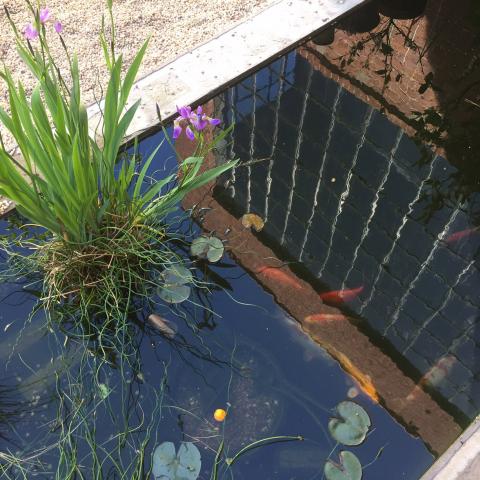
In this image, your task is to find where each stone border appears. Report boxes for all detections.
[421,416,480,480]
[86,0,367,143]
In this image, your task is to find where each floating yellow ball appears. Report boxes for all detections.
[214,408,227,422]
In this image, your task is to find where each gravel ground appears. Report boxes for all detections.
[0,0,276,152]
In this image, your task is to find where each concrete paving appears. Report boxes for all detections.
[421,416,480,480]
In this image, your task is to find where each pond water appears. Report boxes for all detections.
[214,50,480,423]
[0,201,432,478]
[0,48,477,479]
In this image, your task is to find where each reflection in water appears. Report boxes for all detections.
[214,51,480,421]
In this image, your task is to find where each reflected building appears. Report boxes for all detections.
[213,50,480,421]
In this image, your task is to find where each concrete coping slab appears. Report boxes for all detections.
[86,0,366,143]
[421,416,480,480]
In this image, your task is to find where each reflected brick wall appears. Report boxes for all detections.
[215,52,480,420]
[305,0,480,138]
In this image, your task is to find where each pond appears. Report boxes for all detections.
[0,48,478,479]
[0,203,432,479]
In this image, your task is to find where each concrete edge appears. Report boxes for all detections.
[86,0,367,143]
[420,416,480,479]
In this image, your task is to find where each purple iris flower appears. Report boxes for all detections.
[173,122,182,140]
[173,105,194,140]
[177,106,192,119]
[24,24,39,40]
[54,21,63,33]
[191,112,208,131]
[39,8,51,24]
[172,105,222,141]
[208,117,221,126]
[185,126,195,141]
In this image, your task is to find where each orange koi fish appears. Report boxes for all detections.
[334,350,379,403]
[445,227,480,244]
[406,354,456,401]
[319,286,364,305]
[257,266,303,290]
[419,355,456,388]
[305,313,349,323]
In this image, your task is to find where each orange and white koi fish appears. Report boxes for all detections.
[420,354,456,388]
[148,314,177,339]
[406,354,456,401]
[257,266,303,290]
[445,227,480,244]
[305,313,349,323]
[319,286,364,305]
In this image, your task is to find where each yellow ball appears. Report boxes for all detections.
[214,408,227,422]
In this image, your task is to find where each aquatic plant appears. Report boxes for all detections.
[151,435,303,480]
[190,235,225,263]
[0,1,238,478]
[322,400,372,480]
[0,0,235,328]
[324,451,362,480]
[152,442,202,480]
[328,401,371,446]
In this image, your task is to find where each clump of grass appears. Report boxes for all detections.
[38,217,169,316]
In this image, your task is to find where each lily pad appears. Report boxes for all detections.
[241,213,264,232]
[157,265,192,304]
[152,441,201,480]
[190,235,224,263]
[324,451,362,480]
[328,401,371,446]
[158,284,191,304]
[160,265,193,285]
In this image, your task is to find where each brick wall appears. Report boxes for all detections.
[300,0,480,156]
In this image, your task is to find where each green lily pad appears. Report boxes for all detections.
[152,441,201,480]
[157,265,192,304]
[324,451,362,480]
[158,284,191,304]
[328,401,371,446]
[190,235,224,263]
[160,265,193,285]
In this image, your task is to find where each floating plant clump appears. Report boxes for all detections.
[0,0,235,330]
[0,0,237,477]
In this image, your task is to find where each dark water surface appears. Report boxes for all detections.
[214,50,480,423]
[0,205,433,479]
[0,124,435,479]
[2,48,478,479]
